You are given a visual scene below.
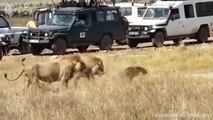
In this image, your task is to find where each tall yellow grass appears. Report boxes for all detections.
[0,45,213,120]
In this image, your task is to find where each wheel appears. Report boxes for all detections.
[173,39,182,46]
[152,31,165,47]
[115,39,127,45]
[197,27,209,43]
[51,38,67,55]
[99,35,112,50]
[19,41,30,54]
[127,39,138,48]
[77,45,89,53]
[29,44,43,55]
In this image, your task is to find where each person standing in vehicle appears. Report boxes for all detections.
[76,0,87,7]
[89,0,101,7]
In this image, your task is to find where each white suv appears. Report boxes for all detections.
[108,2,147,45]
[127,0,213,48]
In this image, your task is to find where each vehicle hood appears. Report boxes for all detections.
[129,19,167,26]
[0,26,28,34]
[31,25,69,32]
[125,16,142,23]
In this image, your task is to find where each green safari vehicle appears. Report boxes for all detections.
[22,6,129,55]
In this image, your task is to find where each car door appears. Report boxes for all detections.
[85,10,105,43]
[104,9,123,39]
[166,8,185,36]
[181,4,197,35]
[0,16,10,33]
[70,12,92,45]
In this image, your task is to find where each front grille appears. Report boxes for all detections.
[23,31,46,40]
[129,25,148,31]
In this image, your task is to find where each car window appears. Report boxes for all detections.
[0,17,9,28]
[106,10,115,21]
[97,11,104,22]
[184,4,194,18]
[119,7,132,16]
[37,13,46,25]
[170,9,180,20]
[138,7,146,17]
[78,13,91,26]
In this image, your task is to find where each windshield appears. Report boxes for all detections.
[37,12,53,25]
[138,7,146,17]
[119,7,132,16]
[48,14,75,26]
[143,8,170,20]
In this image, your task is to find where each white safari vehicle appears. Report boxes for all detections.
[108,2,147,45]
[127,0,213,48]
[108,2,147,23]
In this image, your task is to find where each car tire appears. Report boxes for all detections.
[99,35,112,50]
[29,44,43,55]
[51,38,67,55]
[173,39,182,46]
[197,27,209,43]
[152,31,165,47]
[19,41,30,54]
[77,45,89,53]
[115,39,127,45]
[127,39,138,48]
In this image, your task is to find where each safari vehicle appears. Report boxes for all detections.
[108,2,147,23]
[0,15,29,54]
[0,34,10,60]
[22,6,128,55]
[108,2,147,45]
[127,0,213,48]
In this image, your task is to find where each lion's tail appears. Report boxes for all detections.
[4,69,25,81]
[4,58,26,81]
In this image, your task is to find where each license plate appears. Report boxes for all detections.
[129,32,139,35]
[29,39,39,43]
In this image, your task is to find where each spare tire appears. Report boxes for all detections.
[121,16,129,34]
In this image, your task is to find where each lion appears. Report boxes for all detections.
[124,66,147,81]
[4,55,86,89]
[79,55,104,79]
[67,55,105,86]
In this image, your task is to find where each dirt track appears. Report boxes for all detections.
[4,37,213,60]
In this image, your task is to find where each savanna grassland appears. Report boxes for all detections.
[0,45,213,120]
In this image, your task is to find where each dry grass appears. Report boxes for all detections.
[7,18,31,26]
[0,45,213,120]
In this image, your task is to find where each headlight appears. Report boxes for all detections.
[44,32,48,37]
[144,27,148,31]
[144,26,152,31]
[30,33,33,36]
